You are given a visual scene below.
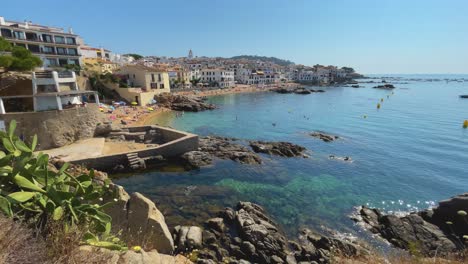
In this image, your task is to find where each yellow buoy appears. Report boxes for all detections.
[377,103,381,109]
[463,120,468,128]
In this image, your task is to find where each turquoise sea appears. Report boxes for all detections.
[115,75,468,236]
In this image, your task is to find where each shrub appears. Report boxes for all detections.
[0,120,125,251]
[0,46,43,72]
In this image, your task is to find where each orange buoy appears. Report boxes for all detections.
[463,120,468,128]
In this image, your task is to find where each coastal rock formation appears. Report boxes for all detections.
[272,87,324,95]
[293,88,311,94]
[181,151,213,168]
[352,193,468,257]
[249,141,307,158]
[310,132,339,142]
[182,137,311,168]
[196,202,367,264]
[103,187,175,254]
[155,93,216,112]
[198,136,262,165]
[373,84,395,89]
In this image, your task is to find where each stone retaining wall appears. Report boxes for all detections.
[0,104,104,150]
[72,125,198,171]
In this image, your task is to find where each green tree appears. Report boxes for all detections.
[0,37,12,52]
[0,45,43,72]
[124,53,143,60]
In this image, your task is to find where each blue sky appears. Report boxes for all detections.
[2,0,468,74]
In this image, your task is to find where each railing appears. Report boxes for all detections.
[58,71,73,78]
[34,72,53,79]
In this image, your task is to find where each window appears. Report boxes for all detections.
[1,28,12,38]
[13,31,25,39]
[45,58,58,67]
[25,32,38,41]
[58,59,68,66]
[68,48,77,55]
[160,84,164,89]
[150,83,157,89]
[158,74,161,82]
[42,34,53,43]
[27,44,40,53]
[43,46,55,54]
[66,37,75,44]
[54,36,65,44]
[56,47,67,55]
[151,74,155,82]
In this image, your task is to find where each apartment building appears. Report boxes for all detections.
[118,65,170,93]
[0,16,81,68]
[200,68,235,88]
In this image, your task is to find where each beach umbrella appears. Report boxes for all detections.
[131,102,138,106]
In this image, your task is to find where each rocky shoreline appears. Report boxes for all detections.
[351,193,468,257]
[185,202,368,264]
[155,93,216,112]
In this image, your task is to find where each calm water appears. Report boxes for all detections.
[115,75,468,236]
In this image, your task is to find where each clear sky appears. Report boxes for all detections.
[2,0,468,74]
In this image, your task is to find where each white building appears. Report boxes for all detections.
[0,16,81,68]
[237,69,280,85]
[0,71,98,114]
[200,68,235,88]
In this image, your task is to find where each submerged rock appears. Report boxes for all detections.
[352,193,468,257]
[249,141,307,158]
[310,132,339,142]
[155,93,216,112]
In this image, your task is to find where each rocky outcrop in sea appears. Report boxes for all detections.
[181,136,309,168]
[351,193,468,257]
[272,88,325,94]
[373,84,395,89]
[310,132,339,142]
[155,93,216,112]
[249,141,308,158]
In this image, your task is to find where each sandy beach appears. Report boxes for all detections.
[173,82,302,97]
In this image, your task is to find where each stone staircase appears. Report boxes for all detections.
[127,152,146,170]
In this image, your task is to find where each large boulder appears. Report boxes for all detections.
[104,188,174,254]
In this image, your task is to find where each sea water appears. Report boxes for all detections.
[115,75,468,235]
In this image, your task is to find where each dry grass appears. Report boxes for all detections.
[0,216,113,264]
